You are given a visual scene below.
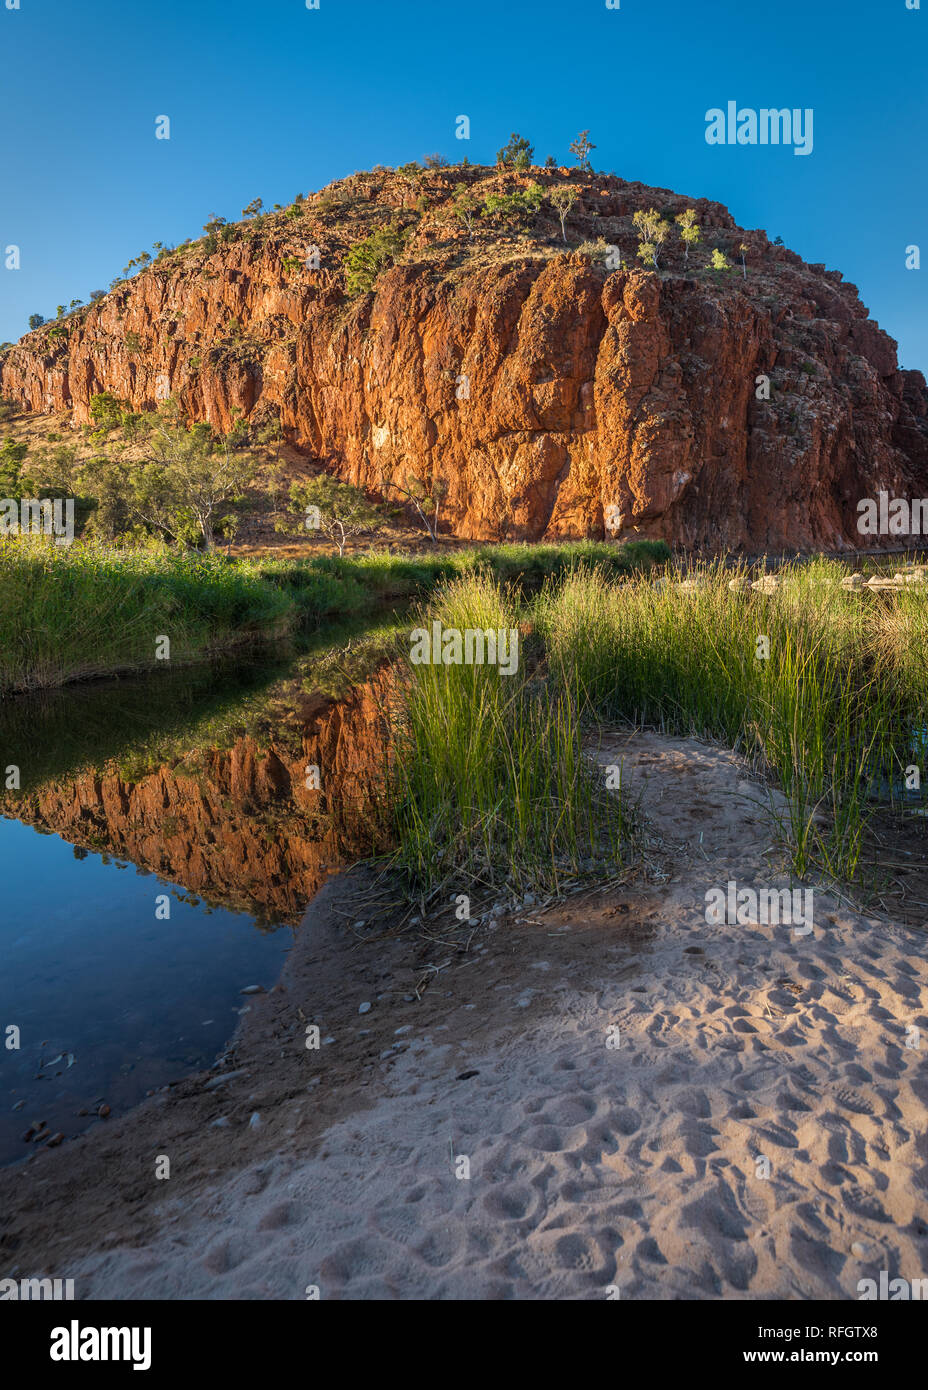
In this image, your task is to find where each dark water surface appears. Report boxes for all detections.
[0,816,289,1164]
[0,617,401,1165]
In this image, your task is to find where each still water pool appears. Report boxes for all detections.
[0,615,400,1164]
[0,816,288,1164]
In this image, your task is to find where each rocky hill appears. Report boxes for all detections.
[2,164,926,552]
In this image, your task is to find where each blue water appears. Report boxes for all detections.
[0,618,401,1166]
[0,815,289,1164]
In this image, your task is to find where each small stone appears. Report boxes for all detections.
[851,1241,868,1258]
[353,920,366,929]
[97,1104,110,1118]
[45,1132,64,1148]
[248,1112,261,1129]
[204,1069,247,1090]
[11,1100,25,1112]
[240,985,264,995]
[358,1002,371,1015]
[210,1117,231,1129]
[394,1025,411,1035]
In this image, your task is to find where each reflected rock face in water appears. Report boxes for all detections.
[5,671,394,924]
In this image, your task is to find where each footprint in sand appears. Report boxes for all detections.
[833,1086,875,1116]
[320,1235,396,1284]
[201,1236,247,1276]
[542,1094,598,1127]
[842,1185,890,1223]
[521,1123,568,1153]
[256,1201,299,1232]
[481,1183,535,1221]
[414,1225,464,1269]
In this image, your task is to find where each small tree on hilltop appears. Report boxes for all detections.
[452,187,480,237]
[634,208,670,269]
[550,186,578,243]
[708,248,732,272]
[242,197,263,218]
[675,208,701,265]
[28,313,45,330]
[569,130,596,171]
[496,133,534,169]
[739,242,748,278]
[285,474,386,555]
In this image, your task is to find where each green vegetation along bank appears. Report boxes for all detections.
[0,538,669,694]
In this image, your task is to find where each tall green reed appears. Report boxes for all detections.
[387,572,632,904]
[535,559,919,881]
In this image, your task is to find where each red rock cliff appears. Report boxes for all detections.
[2,166,926,552]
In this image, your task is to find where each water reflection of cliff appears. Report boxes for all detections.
[7,670,395,924]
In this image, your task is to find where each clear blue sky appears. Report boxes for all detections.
[1,0,925,368]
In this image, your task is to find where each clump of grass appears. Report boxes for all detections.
[387,572,632,904]
[0,539,293,694]
[535,560,920,881]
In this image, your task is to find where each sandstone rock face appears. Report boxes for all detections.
[3,168,926,552]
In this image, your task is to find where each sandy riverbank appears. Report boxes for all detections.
[2,730,926,1299]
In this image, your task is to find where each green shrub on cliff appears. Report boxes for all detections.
[481,182,544,230]
[344,220,411,295]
